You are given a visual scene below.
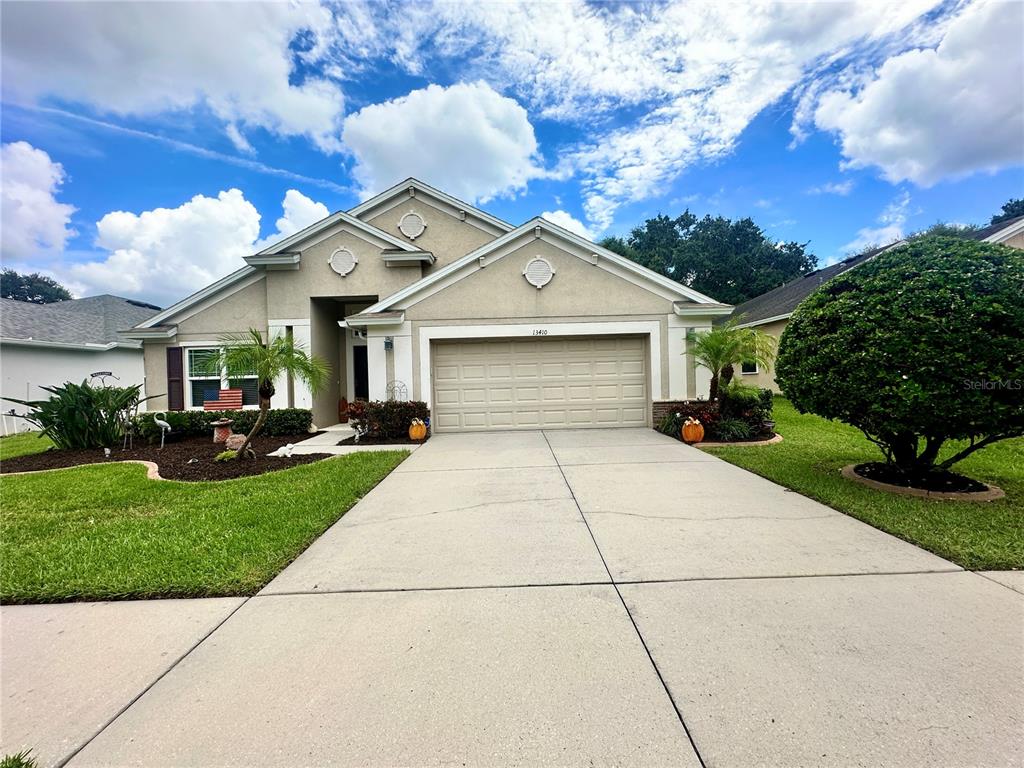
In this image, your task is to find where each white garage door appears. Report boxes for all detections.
[431,336,648,432]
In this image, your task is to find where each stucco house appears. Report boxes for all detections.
[729,214,1024,392]
[1,294,160,434]
[126,178,732,431]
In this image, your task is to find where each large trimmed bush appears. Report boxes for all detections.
[776,236,1024,475]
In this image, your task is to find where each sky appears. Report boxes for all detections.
[1,0,1022,308]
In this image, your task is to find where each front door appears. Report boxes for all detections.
[353,346,369,400]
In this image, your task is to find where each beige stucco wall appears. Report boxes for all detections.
[176,279,269,337]
[737,318,788,392]
[367,199,497,270]
[142,340,171,410]
[265,230,419,319]
[309,300,341,426]
[1000,231,1024,250]
[405,239,672,321]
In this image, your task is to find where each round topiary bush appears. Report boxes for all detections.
[776,236,1024,481]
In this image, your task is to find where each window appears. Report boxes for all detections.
[740,360,759,375]
[188,348,221,408]
[187,347,260,408]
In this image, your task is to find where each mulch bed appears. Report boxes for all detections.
[338,435,430,446]
[853,461,989,493]
[0,434,330,482]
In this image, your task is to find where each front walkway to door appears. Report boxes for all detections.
[6,430,1022,766]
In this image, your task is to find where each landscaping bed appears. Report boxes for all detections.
[0,433,326,481]
[852,461,989,494]
[0,450,408,603]
[705,397,1024,570]
[338,434,430,446]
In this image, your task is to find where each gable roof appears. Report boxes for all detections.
[731,214,1024,327]
[252,209,419,258]
[729,244,895,327]
[360,216,725,317]
[348,178,515,235]
[1,294,161,348]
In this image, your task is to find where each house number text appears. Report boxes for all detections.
[532,329,549,336]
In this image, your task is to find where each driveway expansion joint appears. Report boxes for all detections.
[540,430,709,768]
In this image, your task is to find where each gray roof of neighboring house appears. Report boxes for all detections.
[0,295,161,346]
[730,216,1024,326]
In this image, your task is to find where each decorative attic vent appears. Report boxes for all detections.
[328,247,358,277]
[399,212,426,239]
[523,257,555,289]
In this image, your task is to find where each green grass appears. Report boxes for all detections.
[0,451,407,603]
[704,398,1024,570]
[0,432,53,460]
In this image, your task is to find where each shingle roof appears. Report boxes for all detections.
[728,245,890,326]
[0,295,161,346]
[729,215,1024,327]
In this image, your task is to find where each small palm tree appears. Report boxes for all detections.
[216,329,329,459]
[689,319,776,401]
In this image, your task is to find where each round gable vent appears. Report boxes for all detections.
[523,257,555,289]
[328,248,358,277]
[399,212,426,240]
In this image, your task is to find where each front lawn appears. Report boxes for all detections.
[704,398,1023,570]
[0,451,406,603]
[0,432,54,460]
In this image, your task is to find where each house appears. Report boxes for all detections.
[126,178,732,431]
[0,294,161,434]
[729,214,1024,391]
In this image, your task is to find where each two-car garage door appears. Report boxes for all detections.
[431,336,648,432]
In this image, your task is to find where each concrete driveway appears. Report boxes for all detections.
[4,429,1022,767]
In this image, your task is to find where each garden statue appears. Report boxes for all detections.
[152,412,172,449]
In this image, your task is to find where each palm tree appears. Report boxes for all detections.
[688,319,776,401]
[216,329,329,459]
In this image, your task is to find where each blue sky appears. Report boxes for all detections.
[2,0,1021,307]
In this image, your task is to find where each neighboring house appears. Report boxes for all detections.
[730,214,1024,392]
[126,178,732,432]
[0,295,161,434]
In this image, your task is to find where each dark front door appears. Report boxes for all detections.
[353,346,369,400]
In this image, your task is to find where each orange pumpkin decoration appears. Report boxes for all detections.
[408,420,428,441]
[681,417,704,444]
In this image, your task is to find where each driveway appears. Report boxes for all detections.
[4,430,1022,766]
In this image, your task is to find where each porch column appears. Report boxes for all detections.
[290,321,313,408]
[366,331,388,401]
[667,316,688,400]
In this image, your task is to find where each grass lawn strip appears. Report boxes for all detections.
[704,398,1023,571]
[0,432,54,460]
[0,451,407,603]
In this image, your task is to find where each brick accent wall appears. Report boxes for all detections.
[652,400,716,424]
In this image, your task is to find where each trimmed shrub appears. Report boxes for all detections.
[348,400,430,439]
[776,236,1024,474]
[134,408,312,442]
[719,384,774,435]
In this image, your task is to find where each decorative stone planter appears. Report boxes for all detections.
[210,419,234,444]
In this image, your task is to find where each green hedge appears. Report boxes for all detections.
[134,408,312,442]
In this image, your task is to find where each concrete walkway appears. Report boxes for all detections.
[3,429,1021,766]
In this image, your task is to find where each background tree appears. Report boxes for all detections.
[776,236,1024,478]
[601,212,816,304]
[216,329,329,459]
[1,269,73,303]
[911,221,980,238]
[991,198,1024,224]
[688,319,776,401]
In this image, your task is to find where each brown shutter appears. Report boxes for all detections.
[166,347,184,411]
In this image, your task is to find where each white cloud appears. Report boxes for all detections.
[813,0,1024,186]
[63,189,327,307]
[838,190,911,258]
[540,210,593,240]
[2,2,344,152]
[1,141,76,259]
[807,180,855,196]
[254,190,329,252]
[342,81,548,203]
